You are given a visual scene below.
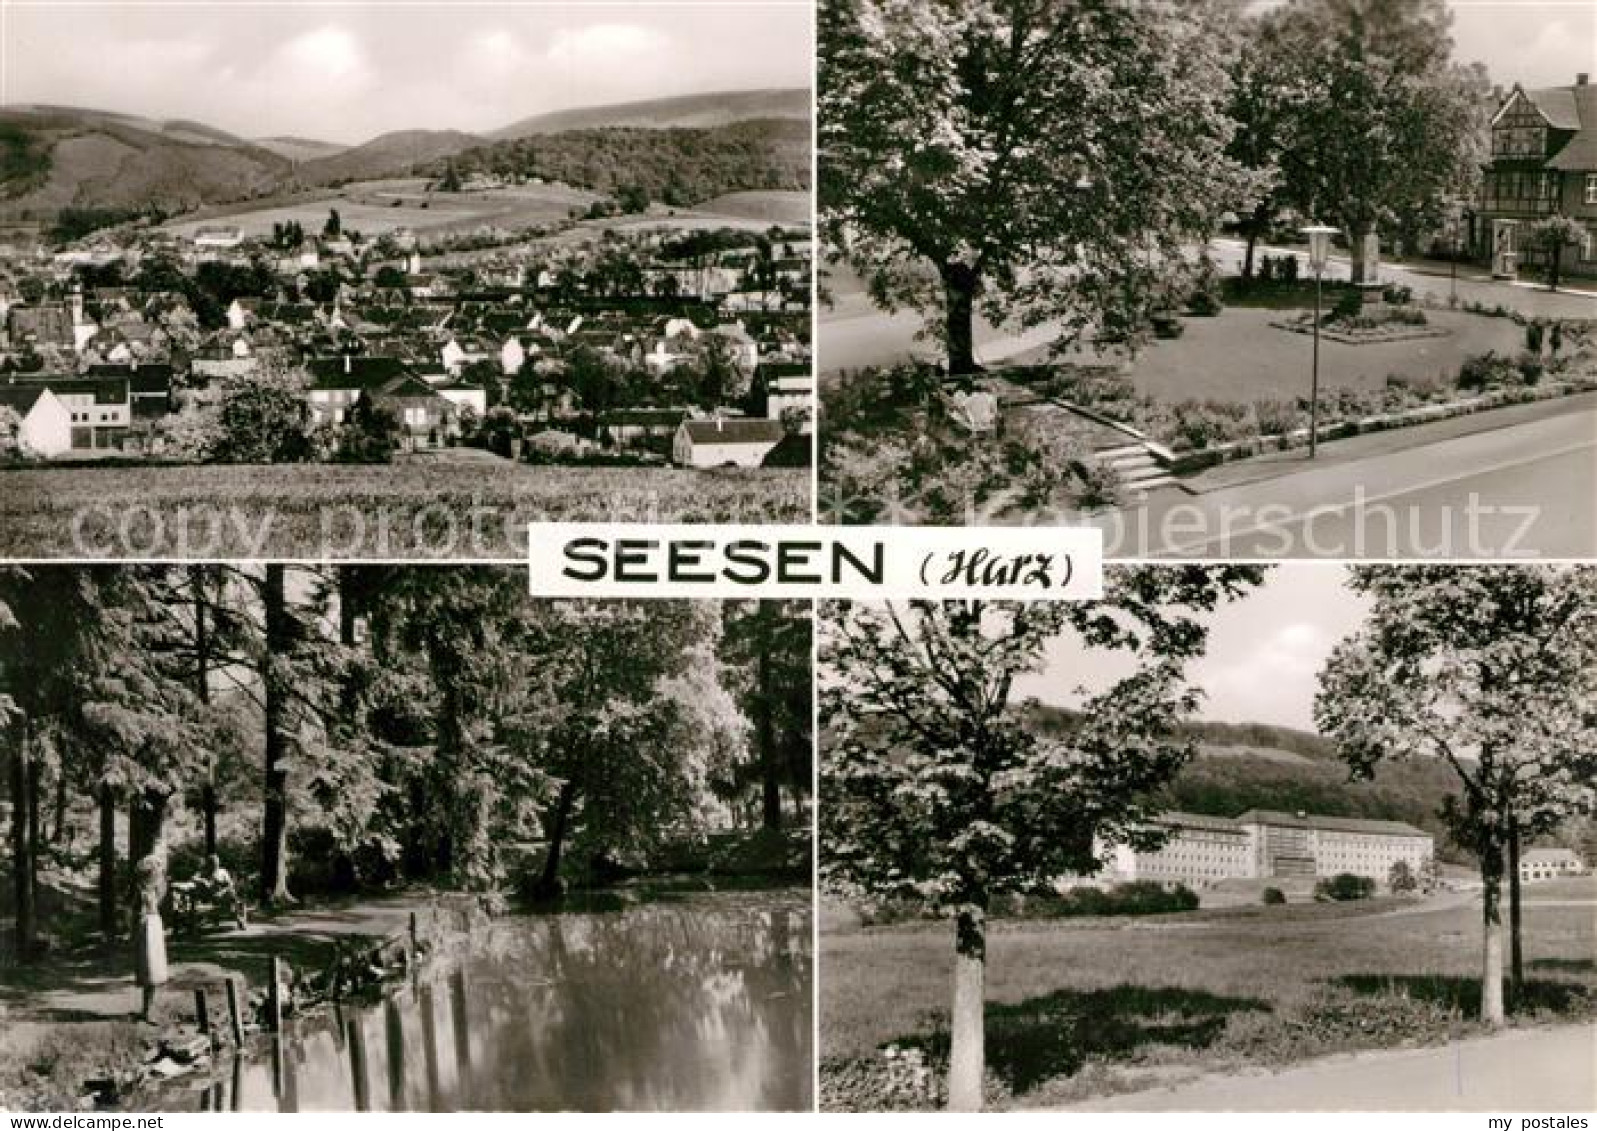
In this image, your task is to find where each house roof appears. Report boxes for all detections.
[1519,85,1582,130]
[603,408,689,427]
[1546,83,1597,171]
[86,363,173,394]
[0,385,47,414]
[307,355,412,390]
[679,418,785,445]
[9,374,128,404]
[1235,809,1429,839]
[1158,812,1250,835]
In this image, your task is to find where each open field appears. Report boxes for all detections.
[162,179,601,240]
[0,455,809,558]
[820,878,1597,1110]
[694,191,812,224]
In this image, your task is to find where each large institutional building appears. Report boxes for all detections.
[1104,809,1433,886]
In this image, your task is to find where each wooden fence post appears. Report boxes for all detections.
[226,976,245,1046]
[194,986,211,1034]
[268,955,284,1035]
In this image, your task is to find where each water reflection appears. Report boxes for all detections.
[186,889,812,1112]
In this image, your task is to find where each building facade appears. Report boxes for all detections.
[1106,809,1433,887]
[1519,847,1586,883]
[1476,74,1597,274]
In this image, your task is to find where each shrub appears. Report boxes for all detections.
[1313,872,1376,902]
[1330,289,1363,321]
[1388,859,1418,894]
[1151,310,1185,339]
[1526,320,1546,355]
[1381,283,1413,305]
[1251,397,1302,437]
[1457,351,1520,392]
[1517,351,1545,386]
[1261,887,1287,905]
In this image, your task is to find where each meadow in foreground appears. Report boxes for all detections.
[0,460,809,558]
[820,879,1597,1111]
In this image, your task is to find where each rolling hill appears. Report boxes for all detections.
[490,88,809,139]
[293,129,483,186]
[0,89,809,226]
[0,105,289,220]
[251,136,347,163]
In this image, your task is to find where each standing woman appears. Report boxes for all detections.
[133,850,170,1022]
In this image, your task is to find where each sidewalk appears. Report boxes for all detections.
[1173,388,1597,496]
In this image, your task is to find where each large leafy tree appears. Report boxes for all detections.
[820,0,1250,373]
[720,600,813,830]
[820,566,1264,1109]
[1316,566,1597,1026]
[1525,215,1587,294]
[1247,0,1487,284]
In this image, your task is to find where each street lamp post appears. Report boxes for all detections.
[1300,225,1338,460]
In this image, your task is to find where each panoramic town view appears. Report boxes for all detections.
[818,565,1596,1111]
[819,0,1597,557]
[0,4,814,557]
[0,567,814,1110]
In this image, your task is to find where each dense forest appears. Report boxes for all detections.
[0,566,811,958]
[430,119,811,206]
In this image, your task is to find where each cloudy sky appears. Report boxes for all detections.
[1447,1,1596,88]
[1014,564,1370,732]
[0,2,812,144]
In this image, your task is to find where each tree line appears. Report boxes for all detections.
[429,120,811,208]
[1,567,811,957]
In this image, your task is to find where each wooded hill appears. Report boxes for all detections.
[1025,705,1471,861]
[426,119,812,207]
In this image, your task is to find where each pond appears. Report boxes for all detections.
[181,888,812,1112]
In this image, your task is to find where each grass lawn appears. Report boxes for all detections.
[1033,306,1526,406]
[0,456,809,558]
[820,880,1597,1110]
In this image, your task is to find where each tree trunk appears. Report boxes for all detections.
[947,904,987,1111]
[129,788,169,867]
[1242,232,1259,282]
[98,782,117,942]
[25,750,41,927]
[1480,843,1506,1026]
[940,262,979,376]
[1547,244,1561,293]
[261,564,292,906]
[192,566,218,858]
[533,780,576,900]
[10,723,36,959]
[1508,819,1523,1006]
[756,603,781,832]
[1348,224,1380,287]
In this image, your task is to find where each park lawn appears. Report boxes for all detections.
[820,884,1597,1110]
[0,458,809,558]
[1029,306,1525,405]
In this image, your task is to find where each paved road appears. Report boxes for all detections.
[1088,396,1597,558]
[1059,1023,1597,1112]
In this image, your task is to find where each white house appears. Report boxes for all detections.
[1520,847,1586,883]
[192,225,244,250]
[500,337,527,376]
[672,417,785,468]
[0,385,72,457]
